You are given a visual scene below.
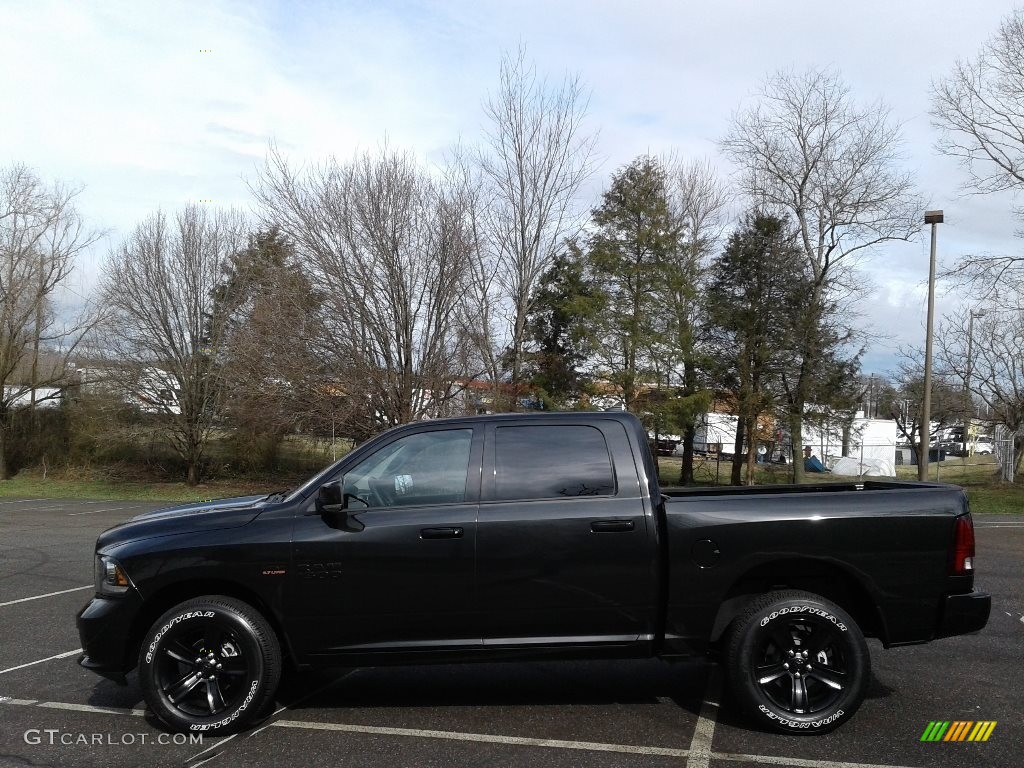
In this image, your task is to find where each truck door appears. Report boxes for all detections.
[287,425,482,657]
[476,420,658,647]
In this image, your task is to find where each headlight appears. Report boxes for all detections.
[94,555,132,596]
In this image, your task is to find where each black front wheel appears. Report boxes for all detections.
[138,596,282,735]
[724,590,869,734]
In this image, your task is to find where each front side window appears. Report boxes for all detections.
[342,429,473,509]
[493,425,615,501]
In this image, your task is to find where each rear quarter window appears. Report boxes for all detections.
[493,424,616,501]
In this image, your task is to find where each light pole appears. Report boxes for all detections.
[919,210,943,481]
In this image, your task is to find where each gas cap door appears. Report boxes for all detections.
[691,538,721,568]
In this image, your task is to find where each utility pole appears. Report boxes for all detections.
[29,252,45,423]
[919,210,943,481]
[964,308,986,453]
[964,308,987,393]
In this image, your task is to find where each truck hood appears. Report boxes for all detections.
[96,495,266,550]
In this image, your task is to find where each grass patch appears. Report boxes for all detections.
[965,486,1024,515]
[0,430,351,503]
[894,458,1002,485]
[0,469,282,503]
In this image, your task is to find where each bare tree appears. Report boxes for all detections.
[0,164,100,478]
[721,67,923,480]
[445,148,506,409]
[932,8,1024,198]
[477,49,598,402]
[889,357,971,468]
[937,298,1024,474]
[931,7,1024,473]
[933,7,1024,280]
[252,146,475,438]
[98,206,247,485]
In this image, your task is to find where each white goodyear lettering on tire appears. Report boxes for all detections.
[190,680,260,732]
[145,611,216,664]
[758,704,845,729]
[756,603,849,727]
[759,605,847,632]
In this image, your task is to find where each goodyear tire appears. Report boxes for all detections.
[138,596,281,735]
[724,590,869,734]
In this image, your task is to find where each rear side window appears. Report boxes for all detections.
[493,425,615,501]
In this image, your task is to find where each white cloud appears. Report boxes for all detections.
[2,0,1022,373]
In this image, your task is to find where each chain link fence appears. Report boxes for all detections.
[662,441,1000,484]
[994,425,1018,483]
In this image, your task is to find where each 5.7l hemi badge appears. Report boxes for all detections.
[260,566,287,576]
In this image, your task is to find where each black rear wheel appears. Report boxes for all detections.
[724,590,869,734]
[139,596,281,734]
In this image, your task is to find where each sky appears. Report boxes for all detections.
[2,0,1022,376]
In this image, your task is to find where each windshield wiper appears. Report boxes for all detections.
[263,489,290,503]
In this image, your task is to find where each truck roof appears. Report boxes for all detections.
[409,410,643,427]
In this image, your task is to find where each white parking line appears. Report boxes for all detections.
[0,697,144,716]
[0,586,91,608]
[685,666,721,768]
[0,498,48,505]
[37,701,147,717]
[0,695,925,768]
[184,670,357,764]
[271,719,691,757]
[0,648,81,675]
[714,752,921,768]
[185,734,239,765]
[270,718,926,768]
[68,507,146,516]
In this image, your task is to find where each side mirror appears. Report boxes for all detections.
[316,479,365,532]
[317,480,345,512]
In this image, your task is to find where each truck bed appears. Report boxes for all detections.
[661,479,958,498]
[657,479,972,654]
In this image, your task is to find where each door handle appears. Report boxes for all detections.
[591,520,635,533]
[420,527,464,539]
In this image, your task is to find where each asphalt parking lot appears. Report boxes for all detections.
[0,498,1020,768]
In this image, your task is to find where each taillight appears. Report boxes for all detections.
[952,515,975,575]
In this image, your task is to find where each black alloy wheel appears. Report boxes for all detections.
[139,596,281,735]
[753,612,848,716]
[154,616,250,717]
[724,590,869,734]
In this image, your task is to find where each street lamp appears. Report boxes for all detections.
[919,210,943,481]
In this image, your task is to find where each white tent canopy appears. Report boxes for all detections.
[831,456,897,477]
[803,415,898,476]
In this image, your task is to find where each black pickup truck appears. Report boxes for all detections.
[77,412,990,735]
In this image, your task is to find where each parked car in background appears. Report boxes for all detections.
[940,440,966,457]
[974,437,994,455]
[651,438,679,456]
